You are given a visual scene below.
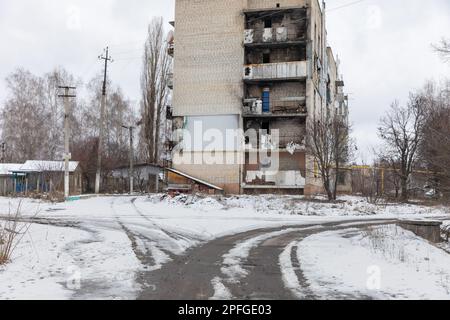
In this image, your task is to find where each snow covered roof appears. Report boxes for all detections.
[14,161,80,173]
[0,164,23,176]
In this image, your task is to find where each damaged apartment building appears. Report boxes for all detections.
[167,0,350,195]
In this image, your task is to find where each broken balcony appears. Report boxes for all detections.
[244,28,307,48]
[167,72,174,89]
[168,42,174,57]
[243,170,306,189]
[244,134,306,152]
[244,5,307,48]
[243,97,307,117]
[243,61,308,83]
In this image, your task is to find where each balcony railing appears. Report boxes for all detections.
[244,61,307,82]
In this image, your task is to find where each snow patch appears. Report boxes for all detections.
[279,241,305,299]
[299,225,450,300]
[210,277,233,300]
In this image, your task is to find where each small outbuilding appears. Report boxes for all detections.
[166,168,224,195]
[0,164,23,196]
[11,160,83,195]
[108,163,164,193]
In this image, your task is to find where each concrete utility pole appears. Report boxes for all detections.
[0,142,6,163]
[95,47,113,194]
[122,125,135,194]
[58,86,77,199]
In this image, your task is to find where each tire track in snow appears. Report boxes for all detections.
[278,222,397,300]
[279,241,317,300]
[109,198,173,271]
[130,197,204,246]
[212,220,397,300]
[213,226,322,300]
[138,218,396,300]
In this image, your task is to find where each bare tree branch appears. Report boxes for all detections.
[378,94,427,202]
[433,38,450,63]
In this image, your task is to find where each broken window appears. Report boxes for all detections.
[261,121,270,134]
[264,19,272,28]
[326,76,332,104]
[263,52,271,64]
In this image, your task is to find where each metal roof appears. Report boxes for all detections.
[0,164,23,176]
[13,161,80,173]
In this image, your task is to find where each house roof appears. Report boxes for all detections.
[0,164,23,176]
[167,168,224,191]
[14,161,80,173]
[112,163,163,171]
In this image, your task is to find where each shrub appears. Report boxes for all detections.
[0,201,30,265]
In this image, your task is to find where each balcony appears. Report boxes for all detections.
[168,42,174,57]
[243,97,307,117]
[243,6,307,15]
[244,28,306,47]
[245,135,306,152]
[243,170,306,189]
[244,61,307,83]
[166,106,173,120]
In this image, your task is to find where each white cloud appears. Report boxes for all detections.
[326,0,450,161]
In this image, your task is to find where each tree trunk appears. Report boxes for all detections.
[401,177,408,202]
[323,175,334,201]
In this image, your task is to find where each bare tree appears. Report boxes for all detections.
[74,74,135,191]
[378,95,427,202]
[420,81,450,200]
[1,68,79,162]
[352,164,384,204]
[433,38,450,63]
[140,17,171,165]
[307,110,351,201]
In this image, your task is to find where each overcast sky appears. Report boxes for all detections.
[0,0,449,162]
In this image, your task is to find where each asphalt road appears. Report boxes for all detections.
[139,219,396,300]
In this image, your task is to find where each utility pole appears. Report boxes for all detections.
[58,85,77,199]
[0,142,6,163]
[122,125,135,194]
[95,47,113,194]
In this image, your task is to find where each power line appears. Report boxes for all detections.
[326,0,367,12]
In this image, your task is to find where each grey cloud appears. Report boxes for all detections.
[0,0,449,162]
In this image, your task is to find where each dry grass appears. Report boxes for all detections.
[361,225,407,263]
[0,201,31,265]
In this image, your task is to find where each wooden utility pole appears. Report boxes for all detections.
[58,85,76,199]
[95,47,113,194]
[122,125,135,194]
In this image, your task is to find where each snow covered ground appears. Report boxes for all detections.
[0,194,448,300]
[297,225,450,300]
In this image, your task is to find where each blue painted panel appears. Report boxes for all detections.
[262,90,270,113]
